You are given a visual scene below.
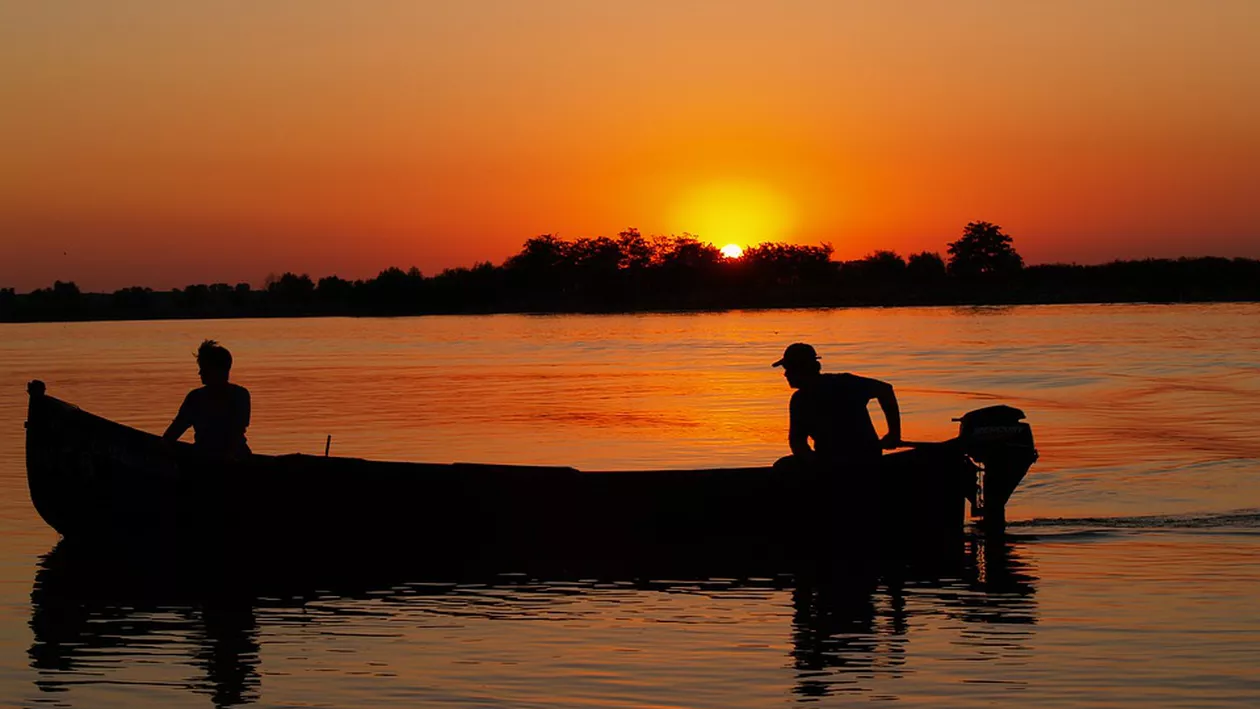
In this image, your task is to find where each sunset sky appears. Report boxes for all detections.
[2,1,1257,292]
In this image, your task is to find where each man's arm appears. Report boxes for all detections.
[869,378,902,449]
[788,391,813,458]
[163,393,192,441]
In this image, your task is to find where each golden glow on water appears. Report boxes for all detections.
[2,304,1259,707]
[3,304,1260,516]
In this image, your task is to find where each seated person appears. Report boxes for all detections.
[163,340,252,458]
[772,342,901,475]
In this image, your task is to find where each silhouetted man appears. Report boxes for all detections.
[773,342,901,475]
[164,340,252,459]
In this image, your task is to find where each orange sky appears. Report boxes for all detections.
[2,1,1258,292]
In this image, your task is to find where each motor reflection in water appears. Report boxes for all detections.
[788,534,1037,699]
[29,533,1038,707]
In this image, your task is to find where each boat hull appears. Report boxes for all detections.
[25,382,1003,563]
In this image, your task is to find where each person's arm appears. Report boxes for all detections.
[870,378,902,449]
[163,392,193,441]
[238,387,251,431]
[788,391,814,458]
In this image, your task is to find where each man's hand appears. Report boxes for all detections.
[880,432,904,450]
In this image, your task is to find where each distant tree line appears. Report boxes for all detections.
[2,222,1258,323]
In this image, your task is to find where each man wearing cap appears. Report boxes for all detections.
[772,342,902,477]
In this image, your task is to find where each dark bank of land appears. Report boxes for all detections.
[3,223,1258,323]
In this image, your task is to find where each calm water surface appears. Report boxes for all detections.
[1,304,1258,707]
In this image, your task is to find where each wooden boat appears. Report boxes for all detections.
[24,380,1036,562]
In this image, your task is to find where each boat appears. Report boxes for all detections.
[24,380,1037,562]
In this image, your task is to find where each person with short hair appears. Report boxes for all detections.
[773,342,901,472]
[163,340,252,458]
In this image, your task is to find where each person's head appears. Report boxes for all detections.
[772,342,822,389]
[196,340,233,385]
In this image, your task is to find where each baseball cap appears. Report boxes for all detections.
[772,342,820,368]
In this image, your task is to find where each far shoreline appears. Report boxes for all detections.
[6,235,1258,325]
[3,293,1257,326]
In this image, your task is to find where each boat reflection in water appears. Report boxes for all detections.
[29,532,1038,707]
[30,544,264,707]
[789,534,1037,700]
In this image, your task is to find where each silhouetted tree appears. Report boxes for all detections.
[267,273,314,296]
[362,267,425,313]
[6,236,1260,323]
[652,235,723,304]
[231,282,253,309]
[315,275,354,304]
[177,284,211,310]
[30,281,81,304]
[0,287,15,318]
[505,234,571,272]
[606,228,651,305]
[429,261,502,310]
[567,236,627,305]
[906,251,947,282]
[503,234,574,302]
[856,250,907,279]
[23,281,85,320]
[833,251,908,303]
[744,242,835,288]
[616,228,653,271]
[266,272,315,311]
[657,234,723,270]
[570,236,624,274]
[947,222,1024,278]
[109,287,151,316]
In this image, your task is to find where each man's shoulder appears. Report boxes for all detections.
[191,383,250,400]
[821,372,861,388]
[821,372,886,396]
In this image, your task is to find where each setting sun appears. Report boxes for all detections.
[720,244,744,259]
[671,182,796,250]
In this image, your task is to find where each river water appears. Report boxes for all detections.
[1,304,1258,707]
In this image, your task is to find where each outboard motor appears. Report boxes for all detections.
[956,405,1038,528]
